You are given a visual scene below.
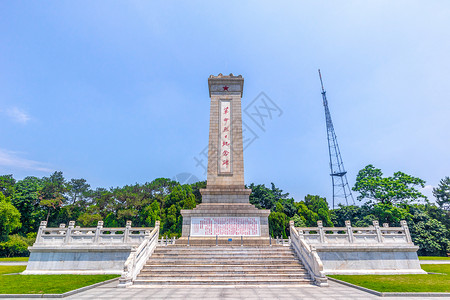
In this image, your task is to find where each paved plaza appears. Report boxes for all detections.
[59,279,450,299]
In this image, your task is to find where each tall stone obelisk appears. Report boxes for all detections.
[181,74,270,241]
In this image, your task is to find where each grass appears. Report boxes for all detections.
[0,257,29,262]
[0,266,118,294]
[422,264,450,274]
[419,256,450,260]
[329,264,450,293]
[0,265,26,275]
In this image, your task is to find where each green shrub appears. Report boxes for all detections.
[0,235,29,257]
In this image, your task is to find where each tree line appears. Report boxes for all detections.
[0,165,449,257]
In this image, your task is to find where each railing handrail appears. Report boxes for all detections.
[294,219,412,245]
[289,221,327,286]
[118,221,160,287]
[34,220,155,246]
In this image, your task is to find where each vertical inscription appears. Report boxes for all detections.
[219,100,231,173]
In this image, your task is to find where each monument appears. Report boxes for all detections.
[180,74,270,243]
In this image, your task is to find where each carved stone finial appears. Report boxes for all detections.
[155,220,160,227]
[40,221,47,227]
[383,223,389,228]
[372,220,379,226]
[68,221,75,227]
[97,221,104,227]
[59,223,66,228]
[345,220,351,226]
[400,220,407,226]
[317,220,323,227]
[126,220,132,227]
[289,220,295,227]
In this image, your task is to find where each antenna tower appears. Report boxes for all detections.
[318,69,354,208]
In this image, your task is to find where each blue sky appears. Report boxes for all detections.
[1,1,449,206]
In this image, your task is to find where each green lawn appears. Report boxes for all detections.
[0,266,118,294]
[0,257,29,262]
[0,265,26,275]
[422,264,450,274]
[329,264,450,293]
[419,256,450,260]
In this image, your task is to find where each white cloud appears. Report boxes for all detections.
[0,149,53,172]
[5,107,31,124]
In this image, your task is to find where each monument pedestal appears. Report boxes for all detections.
[181,187,270,240]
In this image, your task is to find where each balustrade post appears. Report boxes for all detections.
[400,220,412,243]
[124,220,132,243]
[373,220,382,243]
[299,229,305,240]
[345,220,354,243]
[61,221,75,244]
[317,221,325,243]
[94,221,103,244]
[155,221,160,237]
[36,221,47,244]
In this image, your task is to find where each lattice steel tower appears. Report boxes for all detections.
[318,69,354,208]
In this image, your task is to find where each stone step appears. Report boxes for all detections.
[154,248,293,252]
[157,246,287,249]
[137,274,311,280]
[150,254,296,259]
[134,245,312,286]
[143,265,305,270]
[139,269,308,275]
[145,259,300,265]
[133,278,312,285]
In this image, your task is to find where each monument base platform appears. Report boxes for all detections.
[180,203,270,238]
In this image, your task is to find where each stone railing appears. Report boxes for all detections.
[35,220,153,246]
[295,220,413,245]
[118,221,160,287]
[289,221,328,286]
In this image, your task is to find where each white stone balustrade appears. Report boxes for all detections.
[35,220,152,246]
[24,220,158,275]
[289,220,328,287]
[296,220,413,245]
[290,220,425,275]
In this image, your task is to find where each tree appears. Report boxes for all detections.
[39,171,68,223]
[294,195,333,227]
[410,216,449,256]
[249,183,290,211]
[66,178,91,206]
[160,184,196,237]
[0,175,16,198]
[352,165,426,204]
[433,177,450,210]
[0,192,21,241]
[268,211,288,238]
[12,176,45,234]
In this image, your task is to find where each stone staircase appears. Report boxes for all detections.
[134,245,313,286]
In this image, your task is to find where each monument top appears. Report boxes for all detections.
[208,73,244,97]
